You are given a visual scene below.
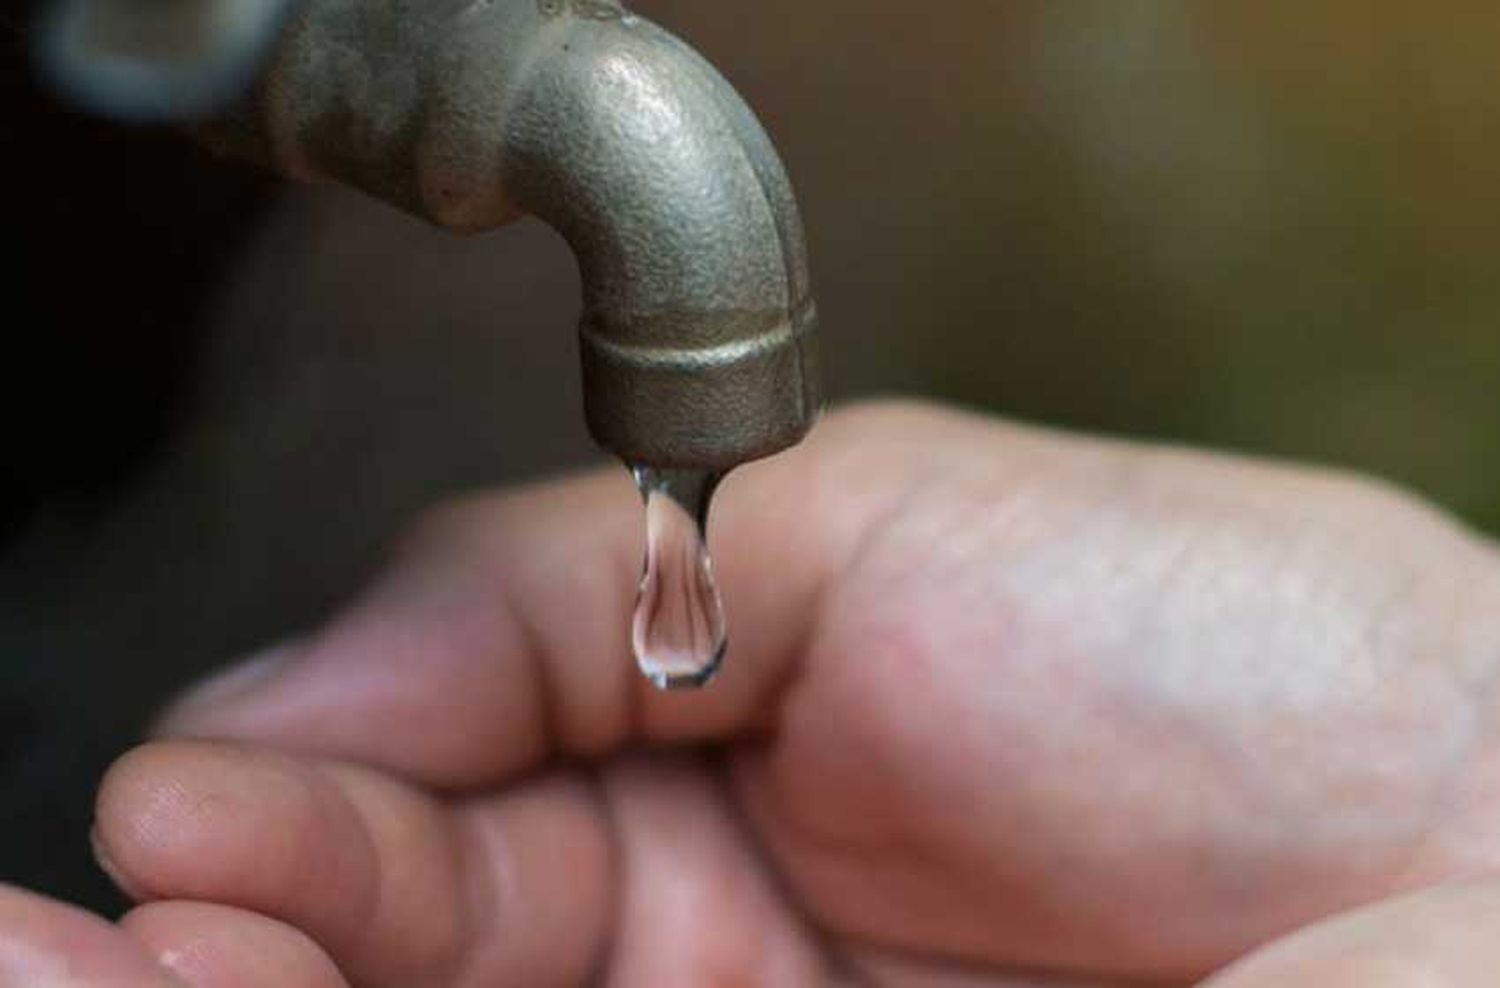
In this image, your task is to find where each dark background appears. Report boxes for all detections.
[4,1,1499,912]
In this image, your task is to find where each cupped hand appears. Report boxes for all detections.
[9,401,1500,987]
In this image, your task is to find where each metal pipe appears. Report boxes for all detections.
[63,0,822,470]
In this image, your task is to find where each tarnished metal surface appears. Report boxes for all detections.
[48,0,821,470]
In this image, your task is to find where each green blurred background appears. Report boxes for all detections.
[3,0,1498,906]
[723,0,1500,531]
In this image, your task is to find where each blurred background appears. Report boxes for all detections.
[3,1,1498,910]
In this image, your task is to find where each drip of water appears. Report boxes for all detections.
[630,466,727,690]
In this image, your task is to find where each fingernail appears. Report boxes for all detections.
[152,641,302,735]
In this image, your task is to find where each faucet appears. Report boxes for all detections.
[41,0,821,471]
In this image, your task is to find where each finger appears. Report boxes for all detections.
[121,902,347,988]
[155,404,898,788]
[95,740,611,988]
[598,754,829,985]
[1203,881,1500,986]
[0,883,181,987]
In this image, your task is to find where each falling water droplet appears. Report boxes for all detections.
[630,466,727,690]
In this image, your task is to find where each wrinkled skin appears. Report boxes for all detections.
[6,401,1500,987]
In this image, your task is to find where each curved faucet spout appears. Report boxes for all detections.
[193,0,820,469]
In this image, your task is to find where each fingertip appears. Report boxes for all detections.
[94,742,195,901]
[151,642,306,739]
[94,741,229,902]
[92,823,150,903]
[0,884,184,987]
[122,902,347,988]
[94,741,378,926]
[93,740,475,985]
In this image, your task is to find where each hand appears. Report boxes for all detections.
[6,401,1499,986]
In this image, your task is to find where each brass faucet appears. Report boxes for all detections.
[42,0,821,470]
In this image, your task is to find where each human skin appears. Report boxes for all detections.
[3,400,1500,986]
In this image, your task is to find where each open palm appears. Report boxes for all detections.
[8,402,1500,987]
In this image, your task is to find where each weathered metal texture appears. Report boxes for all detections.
[198,0,822,469]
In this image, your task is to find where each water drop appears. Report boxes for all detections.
[630,466,727,690]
